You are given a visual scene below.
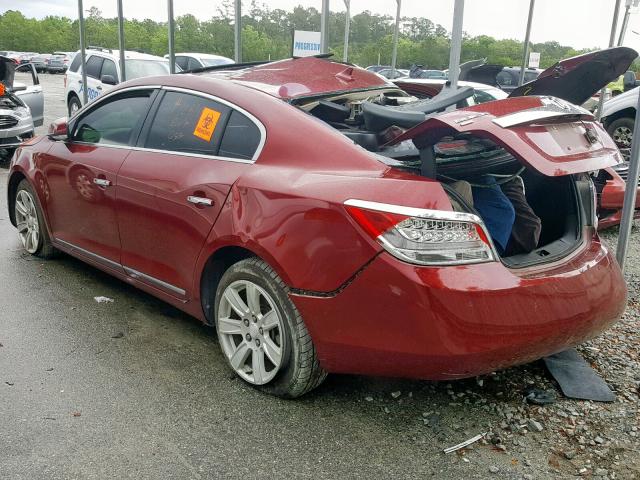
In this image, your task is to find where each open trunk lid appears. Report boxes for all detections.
[509,47,638,105]
[388,95,623,177]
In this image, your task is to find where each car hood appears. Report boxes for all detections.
[509,47,638,105]
[601,86,639,118]
[204,57,392,100]
[0,55,15,89]
[388,96,623,177]
[459,63,504,87]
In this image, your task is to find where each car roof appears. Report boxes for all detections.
[81,49,167,61]
[199,57,391,100]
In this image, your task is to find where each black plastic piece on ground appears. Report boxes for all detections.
[523,387,557,405]
[543,348,616,402]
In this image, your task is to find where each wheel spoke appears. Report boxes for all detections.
[218,317,243,335]
[224,288,249,317]
[25,229,33,251]
[252,348,267,384]
[16,221,28,234]
[263,337,282,367]
[261,310,279,330]
[229,342,250,370]
[246,282,261,314]
[30,229,38,251]
[15,198,28,217]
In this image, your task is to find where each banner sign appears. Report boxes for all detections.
[293,30,322,57]
[528,52,541,69]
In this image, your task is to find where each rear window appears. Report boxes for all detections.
[69,54,81,72]
[125,59,172,79]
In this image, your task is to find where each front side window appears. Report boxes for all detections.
[101,59,118,82]
[72,90,153,146]
[85,56,104,79]
[175,56,189,71]
[145,91,232,156]
[187,57,202,70]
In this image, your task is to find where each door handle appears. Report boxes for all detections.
[93,178,111,187]
[187,196,213,206]
[96,86,102,91]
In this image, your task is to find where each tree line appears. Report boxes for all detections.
[0,1,607,71]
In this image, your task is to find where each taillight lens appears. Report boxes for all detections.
[345,199,497,266]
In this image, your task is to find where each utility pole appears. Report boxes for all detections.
[234,0,242,63]
[167,0,175,73]
[117,0,126,81]
[447,0,465,90]
[343,0,350,62]
[390,0,401,77]
[596,0,622,119]
[320,0,330,54]
[518,0,535,86]
[77,0,88,104]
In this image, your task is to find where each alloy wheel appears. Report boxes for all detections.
[217,280,285,385]
[15,190,40,254]
[613,126,633,148]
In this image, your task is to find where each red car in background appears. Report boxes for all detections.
[6,48,633,397]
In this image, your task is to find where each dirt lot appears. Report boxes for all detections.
[0,73,638,479]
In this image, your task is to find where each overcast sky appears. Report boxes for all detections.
[4,0,640,52]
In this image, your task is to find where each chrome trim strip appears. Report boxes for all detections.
[68,85,163,121]
[492,110,585,128]
[55,238,122,270]
[344,198,485,224]
[123,266,186,297]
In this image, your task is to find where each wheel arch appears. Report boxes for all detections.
[199,245,273,325]
[7,170,27,227]
[603,107,636,129]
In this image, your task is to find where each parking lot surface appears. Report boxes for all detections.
[1,74,639,479]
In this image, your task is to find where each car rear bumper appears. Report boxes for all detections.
[291,237,626,380]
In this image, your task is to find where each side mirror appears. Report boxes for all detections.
[48,117,68,141]
[623,71,637,91]
[100,74,117,86]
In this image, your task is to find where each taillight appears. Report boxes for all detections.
[345,199,497,266]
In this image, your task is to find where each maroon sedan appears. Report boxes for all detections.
[7,55,628,397]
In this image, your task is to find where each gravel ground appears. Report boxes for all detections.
[0,74,638,480]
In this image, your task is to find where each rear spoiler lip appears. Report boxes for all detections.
[492,109,593,128]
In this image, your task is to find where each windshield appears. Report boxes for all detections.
[202,58,234,67]
[124,59,175,79]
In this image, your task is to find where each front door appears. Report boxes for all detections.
[116,89,263,298]
[42,88,157,268]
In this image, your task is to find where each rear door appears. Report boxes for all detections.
[13,63,44,127]
[83,55,105,103]
[116,88,263,299]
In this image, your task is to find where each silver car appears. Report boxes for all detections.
[0,56,44,158]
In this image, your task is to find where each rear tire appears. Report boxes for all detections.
[214,257,326,398]
[14,179,56,259]
[607,117,634,149]
[68,95,82,116]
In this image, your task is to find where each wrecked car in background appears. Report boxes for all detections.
[6,48,633,398]
[0,55,44,158]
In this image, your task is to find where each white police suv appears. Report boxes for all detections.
[64,47,174,115]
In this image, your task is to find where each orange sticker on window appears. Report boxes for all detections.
[193,107,221,142]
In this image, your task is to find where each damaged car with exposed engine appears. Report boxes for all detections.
[6,47,633,397]
[0,55,44,160]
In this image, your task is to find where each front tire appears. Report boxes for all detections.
[214,258,326,398]
[14,179,56,258]
[607,117,634,149]
[68,95,82,116]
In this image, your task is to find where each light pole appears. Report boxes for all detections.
[390,0,401,77]
[77,0,88,104]
[117,0,126,81]
[234,0,242,63]
[596,0,623,120]
[320,0,330,54]
[447,0,465,90]
[167,0,175,73]
[518,0,535,86]
[343,0,350,62]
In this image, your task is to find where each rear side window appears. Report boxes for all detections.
[175,56,189,71]
[219,110,261,160]
[69,54,81,72]
[187,57,202,70]
[72,90,153,146]
[145,91,231,156]
[85,56,104,79]
[496,71,513,86]
[101,59,118,82]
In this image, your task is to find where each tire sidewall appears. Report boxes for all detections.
[214,259,302,397]
[68,96,82,116]
[15,179,47,255]
[608,117,634,148]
